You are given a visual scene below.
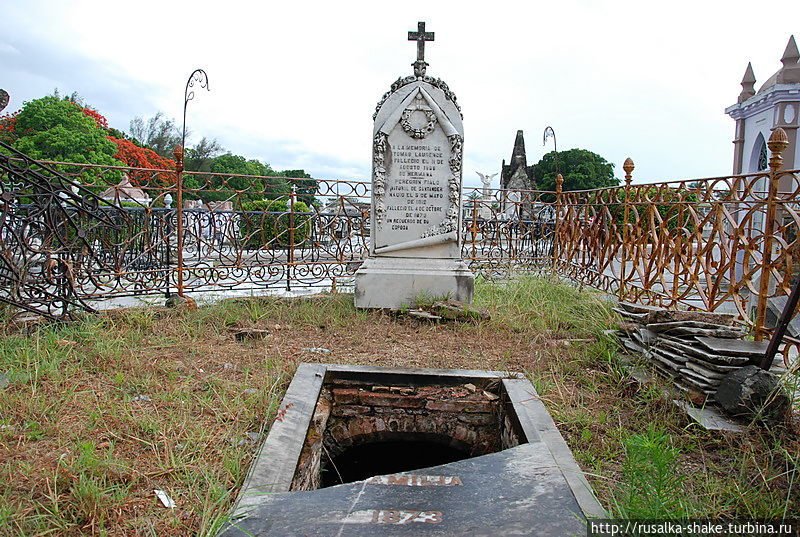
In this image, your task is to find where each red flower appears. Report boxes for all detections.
[0,111,19,142]
[78,105,108,129]
[107,135,176,186]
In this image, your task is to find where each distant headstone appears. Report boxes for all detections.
[354,22,474,309]
[0,90,8,113]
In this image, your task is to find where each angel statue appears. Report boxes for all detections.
[476,172,498,197]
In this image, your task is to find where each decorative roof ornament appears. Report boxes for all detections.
[511,130,527,164]
[500,130,535,191]
[777,35,800,84]
[780,35,799,66]
[738,63,756,103]
[408,21,434,78]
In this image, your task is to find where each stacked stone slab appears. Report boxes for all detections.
[614,302,768,395]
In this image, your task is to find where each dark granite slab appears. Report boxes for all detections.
[685,355,742,372]
[221,443,588,537]
[618,302,663,314]
[646,322,744,338]
[695,337,769,358]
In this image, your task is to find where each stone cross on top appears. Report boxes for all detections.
[408,21,434,77]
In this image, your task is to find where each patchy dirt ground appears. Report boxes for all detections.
[0,280,797,536]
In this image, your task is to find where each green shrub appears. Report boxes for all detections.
[240,199,312,249]
[599,186,699,235]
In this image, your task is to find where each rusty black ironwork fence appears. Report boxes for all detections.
[0,141,555,320]
[2,129,800,361]
[555,129,800,358]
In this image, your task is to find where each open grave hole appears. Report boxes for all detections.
[221,364,603,537]
[289,370,525,490]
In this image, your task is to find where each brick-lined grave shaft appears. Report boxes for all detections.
[219,364,605,537]
[291,379,521,491]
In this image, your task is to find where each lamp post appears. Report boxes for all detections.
[171,69,209,299]
[543,126,559,175]
[181,69,210,153]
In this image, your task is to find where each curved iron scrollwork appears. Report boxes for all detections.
[0,140,132,320]
[182,69,210,151]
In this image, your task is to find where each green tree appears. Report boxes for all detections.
[533,149,619,192]
[12,96,122,173]
[128,112,181,157]
[185,137,224,172]
[187,153,291,203]
[279,169,318,206]
[598,186,699,235]
[49,88,85,106]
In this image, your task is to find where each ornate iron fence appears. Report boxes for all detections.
[2,129,800,359]
[555,129,800,356]
[0,142,554,319]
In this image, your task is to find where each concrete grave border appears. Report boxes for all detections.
[228,363,605,524]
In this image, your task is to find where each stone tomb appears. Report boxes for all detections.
[219,363,603,536]
[354,22,474,308]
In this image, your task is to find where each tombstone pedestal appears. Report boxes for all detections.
[354,257,473,309]
[354,22,474,310]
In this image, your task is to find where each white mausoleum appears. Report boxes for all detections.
[726,36,800,174]
[725,36,800,312]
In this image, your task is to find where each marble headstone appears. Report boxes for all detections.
[354,23,474,309]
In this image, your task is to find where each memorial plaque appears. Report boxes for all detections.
[372,87,462,256]
[355,22,474,308]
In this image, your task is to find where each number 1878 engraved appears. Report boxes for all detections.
[370,510,443,524]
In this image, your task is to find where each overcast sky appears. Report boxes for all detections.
[2,0,799,190]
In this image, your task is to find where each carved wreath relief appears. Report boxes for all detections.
[400,107,438,139]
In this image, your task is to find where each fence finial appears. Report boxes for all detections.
[623,158,634,185]
[739,62,756,102]
[173,145,184,171]
[768,127,789,171]
[555,173,564,194]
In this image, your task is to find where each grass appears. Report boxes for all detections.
[613,426,692,518]
[0,276,797,535]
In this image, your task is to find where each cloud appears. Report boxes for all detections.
[0,32,164,125]
[0,42,20,55]
[2,0,799,189]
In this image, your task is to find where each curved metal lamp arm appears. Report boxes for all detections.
[181,69,210,150]
[543,126,559,174]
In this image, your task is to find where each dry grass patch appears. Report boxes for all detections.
[0,277,796,535]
